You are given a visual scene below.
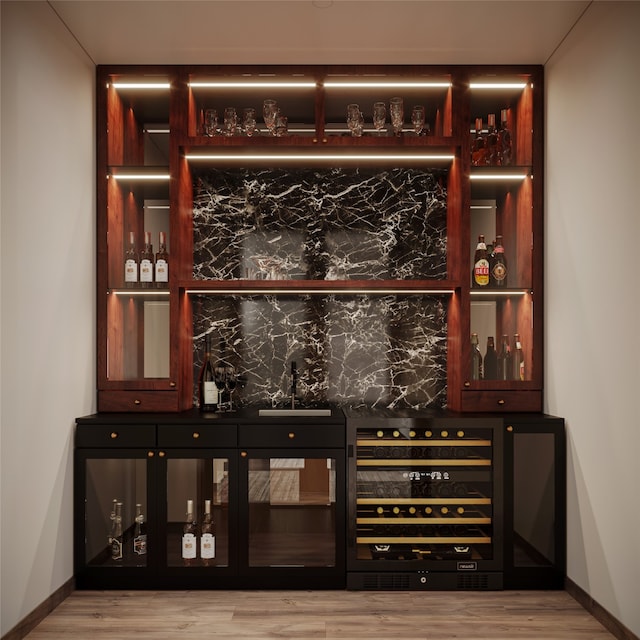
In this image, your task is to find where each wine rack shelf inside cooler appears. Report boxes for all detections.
[355,425,495,562]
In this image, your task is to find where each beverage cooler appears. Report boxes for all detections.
[346,412,504,590]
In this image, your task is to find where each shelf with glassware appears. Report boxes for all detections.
[183,67,455,146]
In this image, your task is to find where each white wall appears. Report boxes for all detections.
[0,2,95,635]
[545,2,640,636]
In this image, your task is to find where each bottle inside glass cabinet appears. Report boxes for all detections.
[471,333,483,380]
[111,501,124,561]
[200,499,216,565]
[139,231,154,288]
[133,503,147,556]
[155,231,169,287]
[124,232,138,288]
[182,499,197,566]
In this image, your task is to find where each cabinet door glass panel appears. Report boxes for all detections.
[84,458,148,567]
[166,457,230,567]
[248,457,337,567]
[513,433,556,567]
[355,426,495,562]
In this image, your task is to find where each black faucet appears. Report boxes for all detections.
[290,361,298,409]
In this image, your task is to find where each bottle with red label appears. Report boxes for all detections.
[472,235,490,288]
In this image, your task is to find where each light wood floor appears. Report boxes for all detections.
[24,589,617,639]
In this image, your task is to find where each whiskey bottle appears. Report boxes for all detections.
[472,235,490,288]
[198,335,218,412]
[182,499,197,566]
[490,235,508,287]
[471,333,483,380]
[133,503,147,556]
[200,499,216,565]
[486,113,499,165]
[497,334,512,380]
[139,231,154,288]
[124,231,138,288]
[154,231,169,288]
[512,333,525,381]
[471,118,486,166]
[111,501,123,561]
[499,109,512,166]
[484,336,498,380]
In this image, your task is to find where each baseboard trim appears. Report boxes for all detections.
[566,577,639,640]
[1,577,75,640]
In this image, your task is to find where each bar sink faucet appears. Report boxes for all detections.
[290,361,298,409]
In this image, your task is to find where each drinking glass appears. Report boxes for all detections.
[372,102,386,136]
[223,107,238,137]
[411,105,425,135]
[263,99,278,135]
[214,365,228,411]
[243,107,258,137]
[275,113,288,137]
[204,109,218,137]
[347,104,364,137]
[389,97,404,136]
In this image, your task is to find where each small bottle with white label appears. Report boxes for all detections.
[200,499,216,565]
[155,231,169,288]
[182,499,197,566]
[139,231,154,288]
[124,232,138,288]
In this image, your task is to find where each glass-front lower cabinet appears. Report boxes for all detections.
[346,415,504,590]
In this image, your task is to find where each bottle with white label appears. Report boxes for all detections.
[133,503,147,556]
[124,232,138,287]
[111,501,123,561]
[155,231,169,288]
[139,231,154,287]
[200,499,216,565]
[182,499,197,566]
[198,335,218,412]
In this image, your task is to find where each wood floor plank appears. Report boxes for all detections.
[23,590,618,640]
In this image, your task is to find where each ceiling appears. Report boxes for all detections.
[48,0,593,66]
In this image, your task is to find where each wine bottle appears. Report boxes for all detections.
[491,235,508,287]
[124,231,138,288]
[497,334,512,380]
[471,332,483,380]
[198,335,218,412]
[108,498,118,548]
[182,499,197,566]
[133,503,147,556]
[200,499,216,565]
[486,113,499,165]
[484,336,498,379]
[472,234,490,288]
[499,108,512,166]
[471,117,486,166]
[139,231,154,288]
[154,231,169,288]
[111,501,123,561]
[512,333,525,381]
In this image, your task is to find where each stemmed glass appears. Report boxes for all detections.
[389,96,404,136]
[411,105,425,135]
[372,102,386,136]
[204,109,218,137]
[263,99,278,135]
[214,364,228,411]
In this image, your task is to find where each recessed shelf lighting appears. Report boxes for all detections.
[110,290,170,296]
[189,81,317,89]
[109,173,171,181]
[185,288,455,296]
[323,81,452,89]
[185,153,455,162]
[110,82,171,90]
[470,290,531,296]
[469,82,528,90]
[469,173,527,181]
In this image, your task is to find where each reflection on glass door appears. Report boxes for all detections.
[166,457,230,567]
[248,457,338,567]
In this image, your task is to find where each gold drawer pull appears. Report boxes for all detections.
[507,425,514,432]
[464,381,470,387]
[134,399,141,405]
[148,451,154,458]
[241,451,247,457]
[169,381,176,387]
[288,432,296,439]
[498,399,505,405]
[110,432,118,439]
[192,432,200,439]
[159,451,165,457]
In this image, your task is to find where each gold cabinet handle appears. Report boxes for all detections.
[158,451,165,457]
[134,399,141,405]
[507,425,514,432]
[169,381,176,387]
[192,432,200,439]
[464,381,470,387]
[241,451,247,457]
[498,399,505,405]
[148,451,154,458]
[110,432,118,439]
[288,432,296,439]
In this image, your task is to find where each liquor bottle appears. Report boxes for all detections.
[200,499,216,565]
[472,235,490,288]
[108,498,118,547]
[182,499,197,566]
[499,108,512,166]
[124,231,138,288]
[512,333,525,381]
[139,231,154,288]
[198,335,218,412]
[154,231,169,288]
[490,235,508,287]
[133,503,147,556]
[471,117,486,166]
[111,501,123,561]
[486,113,499,165]
[484,336,498,379]
[497,334,512,380]
[471,332,483,380]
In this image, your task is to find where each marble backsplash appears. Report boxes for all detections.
[191,166,449,410]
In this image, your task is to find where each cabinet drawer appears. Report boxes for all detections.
[239,424,344,448]
[157,424,237,448]
[461,390,542,413]
[75,423,156,448]
[98,390,180,413]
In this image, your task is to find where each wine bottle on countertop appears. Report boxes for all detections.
[200,499,216,565]
[139,231,154,288]
[124,231,138,288]
[133,503,147,556]
[198,335,218,412]
[182,499,197,566]
[471,332,483,380]
[484,336,497,379]
[155,231,169,288]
